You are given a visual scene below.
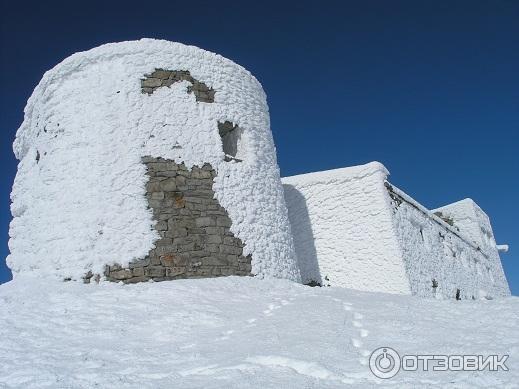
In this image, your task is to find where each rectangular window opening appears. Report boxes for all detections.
[218,121,243,162]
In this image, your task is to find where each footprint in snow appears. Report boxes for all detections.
[341,301,372,366]
[217,329,235,341]
[351,338,363,348]
[263,303,282,316]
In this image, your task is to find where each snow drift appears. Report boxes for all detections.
[0,277,516,388]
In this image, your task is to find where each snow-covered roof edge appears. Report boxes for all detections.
[387,184,486,254]
[433,198,480,213]
[282,162,494,256]
[281,161,388,186]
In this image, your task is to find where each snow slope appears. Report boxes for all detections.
[0,277,517,388]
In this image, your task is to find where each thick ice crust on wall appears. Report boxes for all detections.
[389,187,510,299]
[9,39,300,282]
[282,162,411,294]
[433,199,498,253]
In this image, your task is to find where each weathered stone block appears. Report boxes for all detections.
[150,256,162,265]
[160,254,187,267]
[206,235,222,244]
[160,178,177,191]
[155,238,173,246]
[196,217,216,227]
[178,242,195,251]
[129,258,150,268]
[205,227,224,235]
[189,250,211,258]
[155,221,168,231]
[148,199,163,209]
[151,192,165,200]
[155,170,178,178]
[124,276,150,284]
[223,236,238,246]
[206,244,220,253]
[110,269,132,280]
[220,245,243,255]
[145,267,165,277]
[169,226,188,238]
[220,267,235,276]
[202,256,229,266]
[155,245,177,256]
[166,267,186,277]
[132,267,145,277]
[151,69,171,79]
[238,263,252,272]
[141,78,162,88]
[216,217,232,227]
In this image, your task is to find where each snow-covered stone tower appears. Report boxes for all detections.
[9,39,301,283]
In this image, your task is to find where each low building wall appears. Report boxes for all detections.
[282,162,412,294]
[282,162,510,299]
[388,185,510,299]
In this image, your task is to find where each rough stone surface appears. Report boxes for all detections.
[141,69,215,102]
[105,157,252,283]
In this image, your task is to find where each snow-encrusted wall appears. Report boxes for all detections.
[433,199,499,256]
[388,185,510,299]
[9,39,301,283]
[282,162,412,294]
[283,163,510,299]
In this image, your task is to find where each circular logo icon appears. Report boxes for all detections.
[369,347,401,379]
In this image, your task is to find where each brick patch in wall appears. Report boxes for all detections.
[103,157,252,283]
[141,69,215,102]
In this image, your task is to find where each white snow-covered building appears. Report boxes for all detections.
[7,39,510,299]
[8,39,301,283]
[282,162,510,299]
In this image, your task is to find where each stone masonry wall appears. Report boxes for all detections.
[141,69,215,102]
[104,157,252,283]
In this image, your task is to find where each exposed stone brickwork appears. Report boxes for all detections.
[104,157,252,283]
[141,69,215,102]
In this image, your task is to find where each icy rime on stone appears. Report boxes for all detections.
[141,69,215,102]
[387,183,509,299]
[282,162,510,299]
[103,157,252,283]
[9,40,302,284]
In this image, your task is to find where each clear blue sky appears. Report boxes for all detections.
[1,0,517,294]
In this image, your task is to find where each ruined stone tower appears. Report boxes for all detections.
[9,39,301,284]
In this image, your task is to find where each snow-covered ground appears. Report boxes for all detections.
[0,277,517,388]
